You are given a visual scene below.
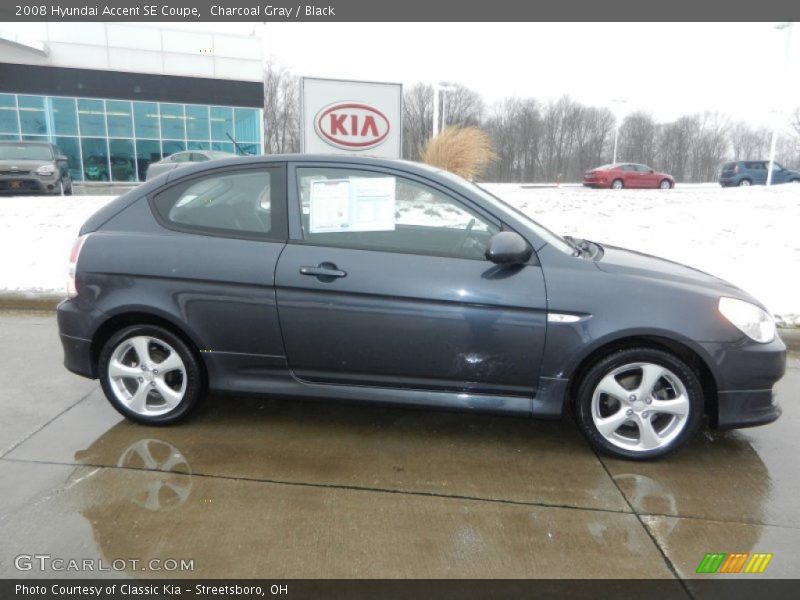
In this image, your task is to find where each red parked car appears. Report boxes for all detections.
[583,163,674,189]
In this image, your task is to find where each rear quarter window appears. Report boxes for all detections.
[150,167,287,241]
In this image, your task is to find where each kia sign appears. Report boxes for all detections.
[315,102,391,150]
[302,77,402,158]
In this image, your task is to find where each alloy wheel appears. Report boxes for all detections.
[590,362,690,452]
[107,335,187,417]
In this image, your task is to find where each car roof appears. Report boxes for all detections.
[163,153,449,183]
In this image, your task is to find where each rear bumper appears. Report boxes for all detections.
[57,297,106,379]
[60,333,95,378]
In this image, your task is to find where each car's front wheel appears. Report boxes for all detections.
[659,179,672,190]
[574,348,703,460]
[738,179,752,187]
[98,325,203,424]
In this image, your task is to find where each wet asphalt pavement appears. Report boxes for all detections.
[0,311,798,586]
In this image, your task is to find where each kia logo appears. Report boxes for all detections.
[314,102,390,150]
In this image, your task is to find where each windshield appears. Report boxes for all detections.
[435,170,574,254]
[0,144,53,161]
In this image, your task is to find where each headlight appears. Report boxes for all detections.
[36,165,56,175]
[718,297,775,343]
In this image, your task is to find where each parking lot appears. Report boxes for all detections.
[0,310,798,586]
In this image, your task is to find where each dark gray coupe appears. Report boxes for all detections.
[57,155,785,459]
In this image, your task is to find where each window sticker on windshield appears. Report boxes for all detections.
[309,177,396,233]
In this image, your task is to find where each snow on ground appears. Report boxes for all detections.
[1,183,799,324]
[484,183,800,324]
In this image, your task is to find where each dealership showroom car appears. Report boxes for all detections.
[57,154,785,460]
[145,150,237,180]
[583,163,675,189]
[0,141,73,195]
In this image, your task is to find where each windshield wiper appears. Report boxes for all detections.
[563,235,584,257]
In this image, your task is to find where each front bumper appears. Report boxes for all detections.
[700,336,786,429]
[0,174,58,194]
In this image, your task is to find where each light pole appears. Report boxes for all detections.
[432,82,455,136]
[611,98,627,164]
[767,22,793,186]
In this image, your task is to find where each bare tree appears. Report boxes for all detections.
[263,61,300,154]
[618,112,657,166]
[441,84,484,128]
[402,83,433,160]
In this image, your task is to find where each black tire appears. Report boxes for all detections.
[611,178,624,190]
[65,179,73,195]
[573,347,703,460]
[98,324,204,425]
[659,179,673,190]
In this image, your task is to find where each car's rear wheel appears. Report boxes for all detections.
[574,348,703,460]
[611,179,624,190]
[738,179,752,187]
[659,179,672,190]
[98,325,203,424]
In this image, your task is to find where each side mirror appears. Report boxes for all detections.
[57,155,68,162]
[485,231,532,265]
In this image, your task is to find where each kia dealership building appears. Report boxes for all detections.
[0,23,264,183]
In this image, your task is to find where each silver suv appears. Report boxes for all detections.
[0,141,73,195]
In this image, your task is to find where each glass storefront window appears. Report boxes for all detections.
[0,94,260,183]
[109,139,137,182]
[0,94,20,134]
[78,99,106,137]
[54,136,82,181]
[106,101,133,138]
[160,103,185,139]
[211,141,235,154]
[234,108,259,143]
[162,140,186,157]
[210,106,234,142]
[81,138,110,181]
[134,102,159,139]
[186,105,210,141]
[18,95,48,135]
[50,97,78,136]
[136,139,161,181]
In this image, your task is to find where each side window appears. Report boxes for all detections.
[191,153,210,162]
[296,167,499,259]
[622,164,636,172]
[171,152,191,163]
[152,168,284,239]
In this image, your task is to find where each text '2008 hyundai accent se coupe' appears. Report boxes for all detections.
[57,155,786,459]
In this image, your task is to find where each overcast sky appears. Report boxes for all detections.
[13,21,800,127]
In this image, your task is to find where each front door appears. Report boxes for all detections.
[274,164,548,396]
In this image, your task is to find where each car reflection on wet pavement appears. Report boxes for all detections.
[0,312,798,583]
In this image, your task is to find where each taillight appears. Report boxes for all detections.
[67,234,89,298]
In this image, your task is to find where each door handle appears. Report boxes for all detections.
[299,263,347,279]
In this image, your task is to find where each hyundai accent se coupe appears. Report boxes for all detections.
[57,155,785,460]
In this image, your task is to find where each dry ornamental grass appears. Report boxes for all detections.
[420,126,497,180]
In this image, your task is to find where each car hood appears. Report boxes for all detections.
[0,159,53,170]
[594,243,758,303]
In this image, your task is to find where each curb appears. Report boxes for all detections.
[3,292,799,353]
[0,293,63,312]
